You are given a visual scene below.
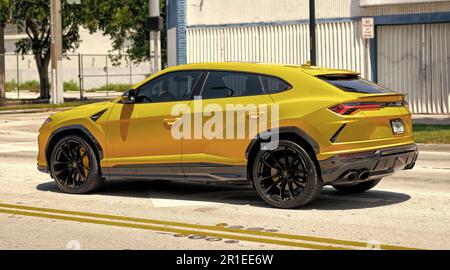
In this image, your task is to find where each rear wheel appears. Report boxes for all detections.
[333,179,381,193]
[252,140,323,209]
[50,135,104,194]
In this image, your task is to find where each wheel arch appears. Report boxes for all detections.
[45,125,103,174]
[245,127,321,183]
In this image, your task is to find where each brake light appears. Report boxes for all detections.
[329,102,382,115]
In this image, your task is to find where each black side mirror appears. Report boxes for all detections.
[121,90,136,104]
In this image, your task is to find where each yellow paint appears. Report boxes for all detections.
[38,62,414,170]
[0,203,419,250]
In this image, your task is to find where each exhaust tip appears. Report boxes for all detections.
[359,170,371,181]
[344,171,358,181]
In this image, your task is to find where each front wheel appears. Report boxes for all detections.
[332,179,381,193]
[50,135,104,194]
[252,140,323,209]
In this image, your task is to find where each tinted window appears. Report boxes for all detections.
[318,74,395,94]
[136,71,201,103]
[200,72,265,99]
[260,76,291,94]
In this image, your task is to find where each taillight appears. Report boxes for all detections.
[329,102,382,115]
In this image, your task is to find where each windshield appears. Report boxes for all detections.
[318,74,395,94]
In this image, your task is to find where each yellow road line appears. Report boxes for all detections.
[0,203,418,250]
[0,207,348,250]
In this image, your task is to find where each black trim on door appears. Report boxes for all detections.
[106,163,248,183]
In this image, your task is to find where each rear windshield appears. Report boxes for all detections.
[318,74,395,94]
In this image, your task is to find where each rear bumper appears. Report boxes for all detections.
[319,144,418,184]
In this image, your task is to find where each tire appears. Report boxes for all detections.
[50,135,104,194]
[332,179,381,193]
[252,140,323,209]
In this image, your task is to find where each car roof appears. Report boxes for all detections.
[171,62,359,76]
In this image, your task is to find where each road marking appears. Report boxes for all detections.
[149,197,220,208]
[0,202,419,250]
[0,144,37,153]
[146,191,220,207]
[0,207,346,250]
[0,130,38,136]
[419,151,450,156]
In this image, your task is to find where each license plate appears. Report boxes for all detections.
[391,119,405,135]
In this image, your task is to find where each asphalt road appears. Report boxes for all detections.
[0,111,449,250]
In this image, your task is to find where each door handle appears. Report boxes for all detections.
[163,118,180,128]
[248,111,266,119]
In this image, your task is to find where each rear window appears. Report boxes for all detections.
[318,74,395,94]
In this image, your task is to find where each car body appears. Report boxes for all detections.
[37,62,418,208]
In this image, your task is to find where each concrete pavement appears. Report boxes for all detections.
[0,111,449,250]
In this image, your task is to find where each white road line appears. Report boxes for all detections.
[0,142,35,145]
[0,144,38,153]
[419,151,450,156]
[146,191,220,208]
[0,130,38,136]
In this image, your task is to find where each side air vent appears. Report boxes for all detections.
[330,124,347,143]
[90,109,107,122]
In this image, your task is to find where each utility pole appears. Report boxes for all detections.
[149,0,162,74]
[50,0,64,104]
[309,0,317,66]
[0,26,5,100]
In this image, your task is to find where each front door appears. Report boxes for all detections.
[103,71,203,178]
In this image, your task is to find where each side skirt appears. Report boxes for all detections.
[105,163,249,184]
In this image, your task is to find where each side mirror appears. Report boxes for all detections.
[121,90,136,104]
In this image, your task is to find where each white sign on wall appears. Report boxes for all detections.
[360,0,449,7]
[362,18,375,39]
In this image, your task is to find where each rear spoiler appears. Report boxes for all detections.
[358,93,406,99]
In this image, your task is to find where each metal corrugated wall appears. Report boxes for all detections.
[187,21,371,79]
[186,0,450,26]
[378,23,450,114]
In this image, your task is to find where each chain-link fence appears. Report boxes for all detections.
[4,53,151,101]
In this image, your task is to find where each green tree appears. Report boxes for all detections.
[84,0,166,67]
[0,0,10,100]
[9,0,84,99]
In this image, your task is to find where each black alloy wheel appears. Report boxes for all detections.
[50,135,104,194]
[252,140,323,209]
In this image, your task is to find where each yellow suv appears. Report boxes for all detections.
[38,62,418,208]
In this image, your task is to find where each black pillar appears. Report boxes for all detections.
[309,0,317,66]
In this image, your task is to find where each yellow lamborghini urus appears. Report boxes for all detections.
[37,62,418,209]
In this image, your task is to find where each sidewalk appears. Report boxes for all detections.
[413,114,450,125]
[417,144,450,152]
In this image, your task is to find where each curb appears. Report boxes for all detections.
[417,144,450,152]
[0,107,73,115]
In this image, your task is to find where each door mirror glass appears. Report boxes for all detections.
[121,90,136,104]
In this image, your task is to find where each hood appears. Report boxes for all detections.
[50,101,114,122]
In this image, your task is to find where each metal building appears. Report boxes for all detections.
[167,0,450,114]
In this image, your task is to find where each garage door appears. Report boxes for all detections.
[378,23,450,114]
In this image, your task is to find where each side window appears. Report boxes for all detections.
[135,71,202,103]
[260,76,291,94]
[200,72,265,99]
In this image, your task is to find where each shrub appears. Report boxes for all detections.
[64,80,80,92]
[19,80,40,92]
[89,83,131,92]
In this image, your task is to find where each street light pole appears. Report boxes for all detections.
[50,0,64,104]
[149,0,161,74]
[309,0,317,66]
